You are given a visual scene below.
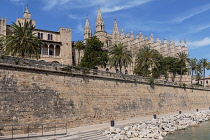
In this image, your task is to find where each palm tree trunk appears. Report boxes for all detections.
[191,70,193,85]
[78,50,80,65]
[119,66,122,73]
[180,64,183,82]
[203,68,205,86]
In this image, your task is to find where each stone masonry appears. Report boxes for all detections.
[0,55,209,135]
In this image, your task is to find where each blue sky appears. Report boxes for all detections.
[1,0,210,73]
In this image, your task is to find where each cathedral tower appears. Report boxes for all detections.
[84,18,92,41]
[94,7,107,45]
[95,7,105,32]
[16,5,36,26]
[112,19,120,44]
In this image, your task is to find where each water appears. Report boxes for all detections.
[164,121,210,140]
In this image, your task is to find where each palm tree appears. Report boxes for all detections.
[189,58,197,84]
[0,20,43,59]
[108,43,132,73]
[135,46,160,76]
[75,40,85,65]
[200,58,208,86]
[177,52,189,82]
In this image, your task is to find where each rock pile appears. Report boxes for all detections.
[103,111,210,140]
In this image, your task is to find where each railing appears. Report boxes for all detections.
[0,123,67,139]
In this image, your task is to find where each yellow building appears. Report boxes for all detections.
[0,6,74,65]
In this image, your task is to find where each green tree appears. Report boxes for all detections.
[108,43,132,72]
[152,56,174,81]
[75,40,85,65]
[134,46,160,76]
[79,36,108,69]
[200,58,208,86]
[177,52,189,82]
[0,21,43,59]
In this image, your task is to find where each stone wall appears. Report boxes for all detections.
[0,56,210,134]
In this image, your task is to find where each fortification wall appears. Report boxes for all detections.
[0,55,209,132]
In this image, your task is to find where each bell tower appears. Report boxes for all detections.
[16,5,36,26]
[95,7,105,32]
[84,18,92,41]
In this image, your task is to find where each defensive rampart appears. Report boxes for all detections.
[0,55,209,134]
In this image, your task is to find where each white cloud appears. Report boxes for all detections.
[101,0,153,13]
[68,14,85,20]
[188,37,210,49]
[191,24,210,33]
[42,0,153,12]
[42,0,72,10]
[10,0,28,5]
[75,24,83,33]
[173,3,210,23]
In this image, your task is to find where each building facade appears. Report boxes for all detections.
[84,8,189,75]
[0,6,74,65]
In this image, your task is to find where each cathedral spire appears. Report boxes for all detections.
[121,29,125,37]
[85,17,91,30]
[113,19,119,35]
[25,4,29,13]
[95,6,105,32]
[84,18,92,40]
[96,6,103,21]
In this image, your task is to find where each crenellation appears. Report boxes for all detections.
[150,34,154,43]
[0,17,6,37]
[84,7,189,75]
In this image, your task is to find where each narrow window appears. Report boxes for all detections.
[41,33,43,39]
[48,34,50,40]
[38,33,41,39]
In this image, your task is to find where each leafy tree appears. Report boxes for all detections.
[0,20,43,59]
[75,40,85,65]
[108,43,132,72]
[152,56,174,80]
[177,52,189,82]
[79,36,108,69]
[200,58,208,86]
[134,46,160,76]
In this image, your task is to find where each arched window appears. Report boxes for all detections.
[38,33,43,39]
[43,44,48,55]
[125,70,128,74]
[106,68,109,72]
[55,45,60,56]
[48,34,53,40]
[206,80,208,84]
[48,34,50,40]
[49,44,54,56]
[116,69,119,73]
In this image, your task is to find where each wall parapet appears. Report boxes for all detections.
[0,55,209,91]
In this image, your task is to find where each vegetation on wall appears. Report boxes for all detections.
[75,40,85,65]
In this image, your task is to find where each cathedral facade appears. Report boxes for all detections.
[84,8,189,75]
